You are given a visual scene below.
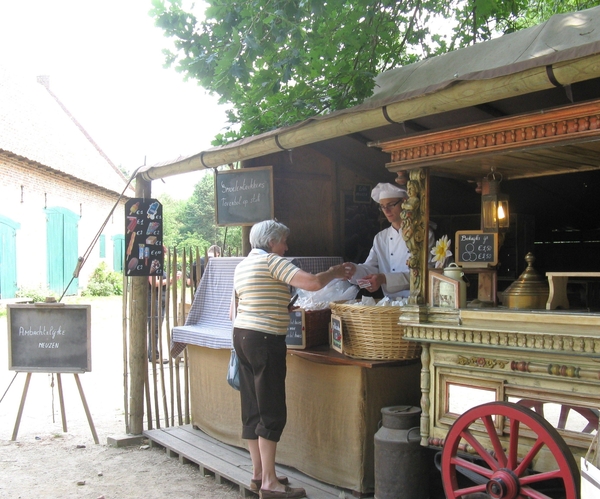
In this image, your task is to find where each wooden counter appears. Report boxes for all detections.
[187,345,421,495]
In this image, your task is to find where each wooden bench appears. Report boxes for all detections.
[546,272,600,310]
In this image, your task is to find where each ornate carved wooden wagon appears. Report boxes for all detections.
[372,96,600,499]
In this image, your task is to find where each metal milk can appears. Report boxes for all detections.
[374,405,428,499]
[443,262,467,308]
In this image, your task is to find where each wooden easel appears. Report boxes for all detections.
[11,372,99,444]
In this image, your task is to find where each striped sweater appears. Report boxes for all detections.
[234,252,300,335]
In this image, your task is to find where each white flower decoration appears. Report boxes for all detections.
[431,235,452,269]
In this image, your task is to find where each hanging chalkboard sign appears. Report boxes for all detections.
[124,198,164,276]
[7,303,91,373]
[455,230,498,268]
[353,184,372,204]
[285,309,305,349]
[215,166,274,226]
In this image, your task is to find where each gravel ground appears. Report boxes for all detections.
[0,296,241,499]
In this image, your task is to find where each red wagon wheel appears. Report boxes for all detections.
[441,401,580,499]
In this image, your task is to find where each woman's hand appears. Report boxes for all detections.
[329,263,355,280]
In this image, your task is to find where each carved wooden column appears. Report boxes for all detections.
[399,168,429,305]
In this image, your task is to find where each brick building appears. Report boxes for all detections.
[0,69,132,298]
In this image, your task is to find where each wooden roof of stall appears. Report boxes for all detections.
[139,6,600,184]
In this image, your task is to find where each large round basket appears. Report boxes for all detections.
[329,302,421,360]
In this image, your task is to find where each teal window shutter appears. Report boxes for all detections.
[99,234,106,258]
[112,234,125,272]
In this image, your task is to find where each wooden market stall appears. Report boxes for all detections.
[134,6,600,498]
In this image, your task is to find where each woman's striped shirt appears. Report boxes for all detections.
[234,253,300,335]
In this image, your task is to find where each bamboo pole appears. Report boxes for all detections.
[150,277,160,428]
[184,348,190,425]
[129,175,150,435]
[159,252,170,428]
[122,273,130,434]
[165,248,175,428]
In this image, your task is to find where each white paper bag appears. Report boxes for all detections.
[581,456,600,498]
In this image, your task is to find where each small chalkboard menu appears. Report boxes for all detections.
[455,230,498,268]
[330,314,343,353]
[215,166,274,226]
[124,198,164,276]
[285,309,306,349]
[8,304,91,373]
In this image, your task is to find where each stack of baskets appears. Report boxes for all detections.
[329,302,421,360]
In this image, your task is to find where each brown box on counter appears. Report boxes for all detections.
[285,308,331,350]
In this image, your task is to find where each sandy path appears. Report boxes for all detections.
[0,296,240,499]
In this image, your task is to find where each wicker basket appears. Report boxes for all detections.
[329,302,421,360]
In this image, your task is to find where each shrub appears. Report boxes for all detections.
[82,262,123,296]
[16,286,56,303]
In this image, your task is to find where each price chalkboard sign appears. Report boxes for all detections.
[330,314,343,353]
[215,166,274,226]
[455,230,498,268]
[7,304,91,373]
[285,309,306,349]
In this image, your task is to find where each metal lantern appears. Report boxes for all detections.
[481,169,509,233]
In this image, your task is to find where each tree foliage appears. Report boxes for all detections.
[159,171,242,254]
[151,0,600,144]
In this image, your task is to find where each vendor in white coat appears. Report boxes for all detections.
[347,182,433,299]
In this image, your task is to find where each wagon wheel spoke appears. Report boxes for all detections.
[557,405,570,429]
[454,482,488,497]
[514,437,545,476]
[518,486,555,499]
[482,414,507,468]
[451,455,495,479]
[507,417,520,469]
[459,428,500,471]
[520,469,565,486]
[441,402,580,499]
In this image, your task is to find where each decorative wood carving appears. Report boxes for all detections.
[400,168,428,305]
[457,355,507,369]
[419,344,430,447]
[509,360,600,381]
[377,100,600,176]
[404,324,600,355]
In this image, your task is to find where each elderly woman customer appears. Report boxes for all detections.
[233,220,353,499]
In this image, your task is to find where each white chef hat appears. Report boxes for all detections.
[371,182,408,203]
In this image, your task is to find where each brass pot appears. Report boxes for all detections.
[502,253,549,310]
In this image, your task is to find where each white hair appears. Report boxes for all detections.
[250,220,290,251]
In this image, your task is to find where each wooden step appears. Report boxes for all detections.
[144,424,354,498]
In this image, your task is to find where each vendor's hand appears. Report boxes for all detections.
[342,263,356,279]
[363,273,386,292]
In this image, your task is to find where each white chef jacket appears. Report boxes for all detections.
[350,225,434,299]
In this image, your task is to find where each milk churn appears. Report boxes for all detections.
[443,263,467,308]
[374,405,428,499]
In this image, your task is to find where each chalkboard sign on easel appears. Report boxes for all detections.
[215,166,274,226]
[6,303,97,443]
[8,303,91,372]
[455,230,498,268]
[285,309,306,349]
